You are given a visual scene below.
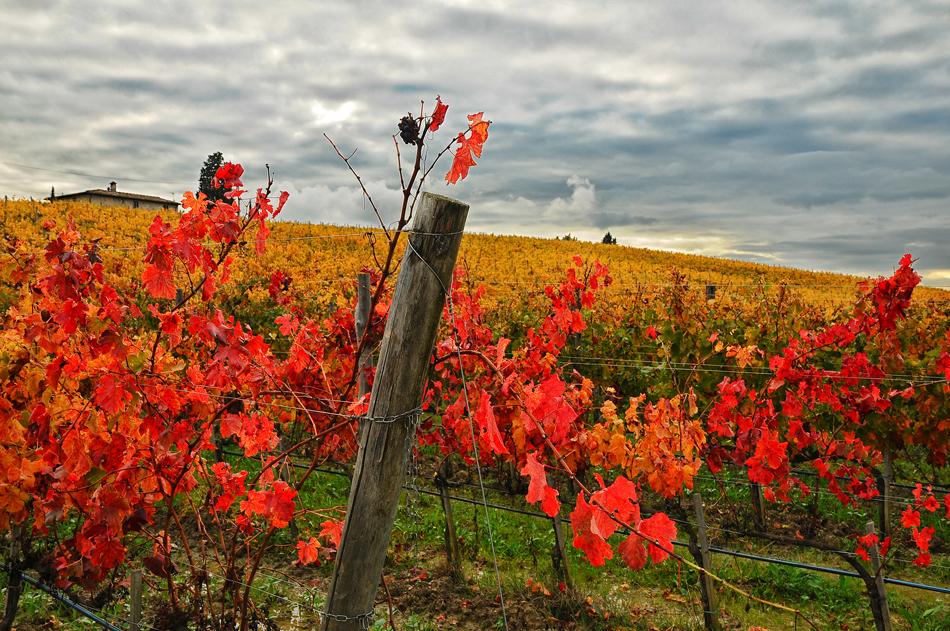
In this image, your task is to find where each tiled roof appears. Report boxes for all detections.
[50,189,179,205]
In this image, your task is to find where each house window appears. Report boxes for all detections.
[133,200,140,209]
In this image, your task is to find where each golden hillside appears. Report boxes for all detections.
[3,199,948,311]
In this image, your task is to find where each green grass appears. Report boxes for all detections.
[258,450,948,629]
[4,453,946,630]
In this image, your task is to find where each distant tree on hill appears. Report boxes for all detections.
[560,233,578,241]
[198,151,225,203]
[602,231,617,245]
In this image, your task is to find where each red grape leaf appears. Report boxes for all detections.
[900,507,920,529]
[142,264,176,299]
[590,474,640,540]
[618,533,648,570]
[429,97,448,132]
[296,537,321,565]
[476,391,509,456]
[320,519,343,547]
[521,451,559,517]
[639,513,677,564]
[569,493,613,566]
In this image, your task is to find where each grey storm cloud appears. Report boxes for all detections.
[1,0,949,282]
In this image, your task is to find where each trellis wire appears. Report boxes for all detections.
[221,448,950,596]
[691,472,942,509]
[100,372,950,504]
[168,558,377,630]
[5,568,163,631]
[404,234,510,630]
[18,442,937,630]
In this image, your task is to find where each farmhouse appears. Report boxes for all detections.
[48,181,179,211]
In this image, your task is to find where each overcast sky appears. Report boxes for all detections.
[1,1,948,281]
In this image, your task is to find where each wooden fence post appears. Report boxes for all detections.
[550,512,574,593]
[690,493,721,631]
[876,448,892,537]
[705,284,717,301]
[354,272,373,398]
[320,193,469,631]
[435,463,463,582]
[129,568,143,631]
[864,521,892,631]
[0,526,24,631]
[750,482,766,531]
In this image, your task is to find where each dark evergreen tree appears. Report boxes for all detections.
[198,152,225,203]
[602,231,617,245]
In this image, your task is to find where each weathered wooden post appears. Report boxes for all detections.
[550,512,574,593]
[435,462,463,582]
[354,272,373,398]
[352,272,373,453]
[691,493,721,631]
[0,526,24,631]
[705,284,717,301]
[876,448,892,537]
[129,568,143,631]
[865,521,892,631]
[750,482,766,531]
[321,193,468,631]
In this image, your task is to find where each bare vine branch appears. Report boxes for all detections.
[324,133,390,240]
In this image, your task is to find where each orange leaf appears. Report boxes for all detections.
[320,519,343,547]
[296,537,321,565]
[445,113,490,184]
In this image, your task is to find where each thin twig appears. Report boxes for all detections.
[324,134,390,239]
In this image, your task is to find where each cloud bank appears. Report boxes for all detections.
[1,0,948,280]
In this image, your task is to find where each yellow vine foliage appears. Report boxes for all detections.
[2,198,949,320]
[586,391,706,498]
